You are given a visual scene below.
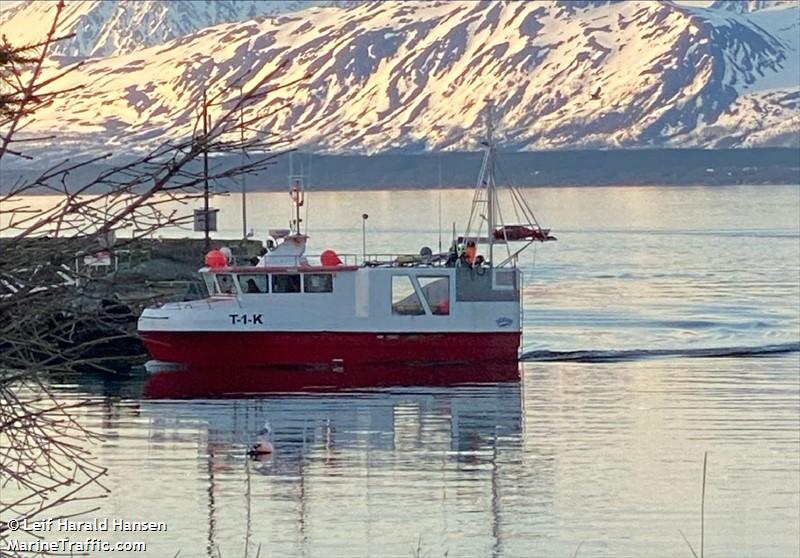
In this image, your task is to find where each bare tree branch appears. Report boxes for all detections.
[0,3,302,556]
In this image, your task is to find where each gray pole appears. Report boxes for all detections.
[203,89,210,251]
[438,153,442,254]
[361,213,368,262]
[240,86,247,242]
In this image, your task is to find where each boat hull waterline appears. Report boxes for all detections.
[140,331,521,368]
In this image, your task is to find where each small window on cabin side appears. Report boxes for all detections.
[272,274,301,293]
[304,273,333,293]
[238,274,268,294]
[216,274,236,295]
[494,269,517,289]
[391,275,425,315]
[418,276,450,315]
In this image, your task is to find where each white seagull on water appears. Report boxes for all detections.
[248,421,274,456]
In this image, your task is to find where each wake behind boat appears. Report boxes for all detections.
[137,102,554,373]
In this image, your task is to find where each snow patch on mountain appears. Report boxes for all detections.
[0,0,333,58]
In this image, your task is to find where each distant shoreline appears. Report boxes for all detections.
[2,148,798,194]
[5,183,800,196]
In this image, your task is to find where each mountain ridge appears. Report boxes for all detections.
[3,0,799,156]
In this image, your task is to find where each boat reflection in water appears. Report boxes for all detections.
[143,360,521,398]
[138,362,524,556]
[142,360,524,468]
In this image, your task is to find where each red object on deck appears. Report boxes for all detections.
[140,331,520,368]
[320,249,343,266]
[493,225,552,241]
[205,250,227,268]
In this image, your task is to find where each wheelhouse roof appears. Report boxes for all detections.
[201,265,360,274]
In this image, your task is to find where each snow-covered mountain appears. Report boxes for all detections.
[7,0,800,155]
[709,1,797,14]
[0,0,332,58]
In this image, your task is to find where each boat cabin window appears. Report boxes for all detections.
[203,274,216,296]
[493,269,517,290]
[238,274,268,294]
[304,273,333,293]
[391,275,425,315]
[418,276,450,315]
[272,273,301,293]
[216,273,237,295]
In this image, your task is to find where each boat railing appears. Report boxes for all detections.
[361,253,450,267]
[226,251,521,270]
[229,252,455,269]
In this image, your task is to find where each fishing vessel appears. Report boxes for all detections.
[137,102,554,374]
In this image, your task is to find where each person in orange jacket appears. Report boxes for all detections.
[464,240,477,266]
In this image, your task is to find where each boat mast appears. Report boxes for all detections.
[485,99,497,268]
[289,152,304,236]
[462,98,514,267]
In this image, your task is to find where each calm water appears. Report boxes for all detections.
[6,185,800,557]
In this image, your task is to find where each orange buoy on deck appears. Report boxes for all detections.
[320,249,343,266]
[205,249,227,268]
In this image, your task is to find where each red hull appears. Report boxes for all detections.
[144,361,521,397]
[141,331,520,367]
